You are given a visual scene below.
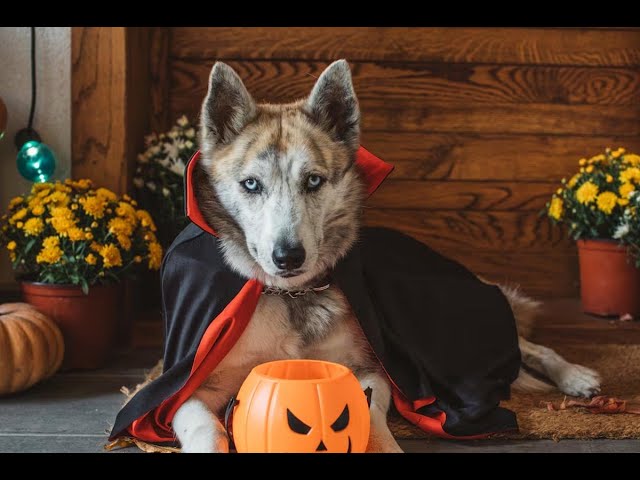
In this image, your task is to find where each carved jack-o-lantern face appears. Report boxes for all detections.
[229,360,371,453]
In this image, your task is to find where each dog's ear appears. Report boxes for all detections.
[305,59,360,152]
[200,62,256,158]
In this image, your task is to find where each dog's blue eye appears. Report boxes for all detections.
[242,178,261,193]
[306,175,324,191]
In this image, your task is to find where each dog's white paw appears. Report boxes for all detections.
[179,426,229,453]
[553,362,601,398]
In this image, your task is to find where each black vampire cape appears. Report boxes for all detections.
[109,147,521,445]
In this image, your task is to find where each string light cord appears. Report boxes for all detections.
[15,26,41,147]
[27,26,36,131]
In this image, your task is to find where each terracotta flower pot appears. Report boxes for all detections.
[577,239,640,317]
[20,282,121,370]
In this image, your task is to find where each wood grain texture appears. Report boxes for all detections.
[72,27,128,193]
[148,27,170,132]
[170,27,640,66]
[363,210,573,253]
[369,180,555,211]
[169,60,640,135]
[359,133,640,182]
[72,27,155,193]
[124,28,153,193]
[171,60,640,106]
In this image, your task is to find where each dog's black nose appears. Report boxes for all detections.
[272,243,306,270]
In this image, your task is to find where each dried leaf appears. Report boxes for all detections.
[542,395,640,415]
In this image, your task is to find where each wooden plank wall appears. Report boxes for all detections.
[165,27,640,298]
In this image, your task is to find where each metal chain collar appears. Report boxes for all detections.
[261,283,331,299]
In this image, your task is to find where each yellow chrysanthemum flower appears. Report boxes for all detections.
[42,236,60,249]
[23,217,44,236]
[567,174,581,188]
[6,241,17,251]
[16,221,23,228]
[31,204,45,216]
[619,198,629,206]
[49,207,76,236]
[90,241,102,252]
[143,232,157,243]
[73,179,93,190]
[116,202,138,224]
[10,208,28,224]
[36,188,51,198]
[136,210,157,232]
[108,217,135,237]
[85,253,97,265]
[620,167,640,184]
[8,197,24,209]
[44,191,70,206]
[612,147,625,158]
[85,232,94,240]
[596,191,618,214]
[148,242,163,270]
[586,165,594,173]
[620,182,635,199]
[36,244,63,264]
[576,181,599,204]
[79,195,107,219]
[578,158,587,166]
[605,174,613,183]
[91,221,98,228]
[548,197,564,220]
[95,187,117,202]
[117,234,132,251]
[67,227,86,242]
[624,153,640,166]
[99,243,122,268]
[33,182,53,192]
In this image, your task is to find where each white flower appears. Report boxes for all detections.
[169,159,186,177]
[614,223,630,240]
[168,129,179,139]
[175,139,187,151]
[149,145,161,156]
[137,153,149,164]
[185,140,194,149]
[155,156,170,168]
[133,177,144,188]
[162,187,171,198]
[146,181,157,192]
[163,142,180,161]
[185,128,195,138]
[177,115,189,127]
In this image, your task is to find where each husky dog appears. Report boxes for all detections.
[172,60,601,453]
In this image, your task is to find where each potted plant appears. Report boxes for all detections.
[0,179,163,369]
[545,147,640,317]
[133,114,196,249]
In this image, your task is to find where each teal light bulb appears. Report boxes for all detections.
[16,140,56,183]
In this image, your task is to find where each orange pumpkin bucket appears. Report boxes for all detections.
[226,359,371,453]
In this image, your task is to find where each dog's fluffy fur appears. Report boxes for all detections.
[173,60,601,453]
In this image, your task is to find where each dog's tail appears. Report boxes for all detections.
[493,283,557,392]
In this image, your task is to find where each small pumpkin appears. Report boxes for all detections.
[0,302,64,395]
[229,359,371,453]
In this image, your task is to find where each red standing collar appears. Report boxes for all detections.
[185,146,394,237]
